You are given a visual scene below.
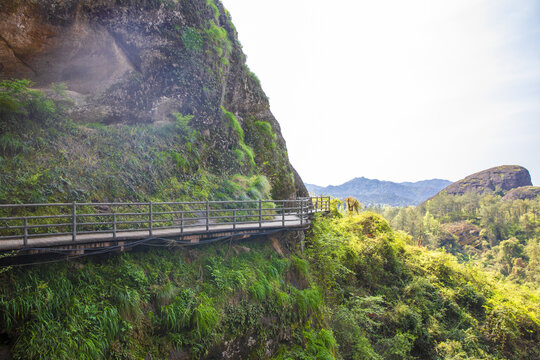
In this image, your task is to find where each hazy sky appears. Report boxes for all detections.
[221,0,540,186]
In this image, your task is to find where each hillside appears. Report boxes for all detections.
[306,177,451,206]
[0,0,306,205]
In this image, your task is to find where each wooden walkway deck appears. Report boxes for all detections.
[0,198,329,252]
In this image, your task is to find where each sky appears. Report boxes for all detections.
[221,0,540,186]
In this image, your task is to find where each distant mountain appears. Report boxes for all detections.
[306,177,452,206]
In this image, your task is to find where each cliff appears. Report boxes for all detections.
[0,0,304,202]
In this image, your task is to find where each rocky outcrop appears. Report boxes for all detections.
[502,186,540,201]
[0,0,304,199]
[440,222,481,248]
[443,165,532,196]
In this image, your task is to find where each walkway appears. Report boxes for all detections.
[0,197,330,251]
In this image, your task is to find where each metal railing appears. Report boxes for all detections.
[0,197,330,245]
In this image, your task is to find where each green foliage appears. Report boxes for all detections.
[159,150,189,171]
[191,294,219,339]
[0,239,328,359]
[240,142,256,167]
[306,212,540,360]
[112,287,142,321]
[255,120,277,139]
[273,326,337,360]
[173,112,196,139]
[293,288,323,318]
[51,82,69,98]
[216,174,271,202]
[204,20,231,74]
[181,27,204,52]
[329,198,344,218]
[0,79,56,127]
[370,192,540,285]
[157,288,195,333]
[205,22,231,53]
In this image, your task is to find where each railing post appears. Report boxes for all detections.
[259,199,262,229]
[282,203,285,227]
[206,201,209,231]
[113,212,117,240]
[233,209,237,230]
[149,201,153,236]
[23,217,28,246]
[300,199,303,226]
[72,201,77,242]
[181,211,184,234]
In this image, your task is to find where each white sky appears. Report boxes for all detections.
[221,0,540,186]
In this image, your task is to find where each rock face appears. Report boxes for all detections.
[0,0,302,199]
[502,186,540,201]
[444,165,532,196]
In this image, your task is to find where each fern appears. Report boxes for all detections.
[191,294,219,339]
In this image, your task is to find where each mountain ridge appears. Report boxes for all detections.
[306,177,452,206]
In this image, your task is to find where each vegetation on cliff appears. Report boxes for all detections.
[0,240,314,358]
[0,79,286,205]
